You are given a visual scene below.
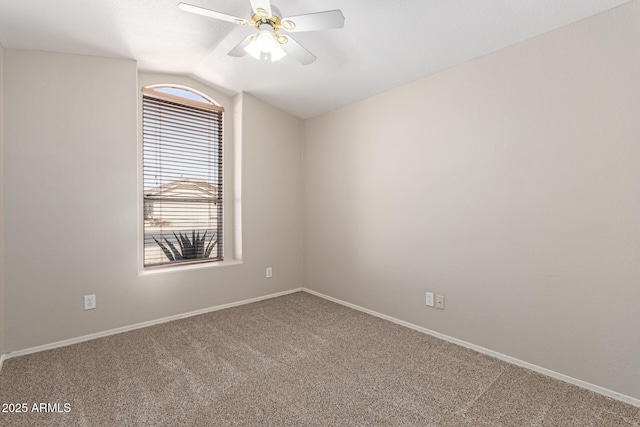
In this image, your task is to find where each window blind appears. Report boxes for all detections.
[142,88,223,268]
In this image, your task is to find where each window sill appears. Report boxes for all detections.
[139,259,243,276]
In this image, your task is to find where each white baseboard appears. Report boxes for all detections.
[4,287,303,361]
[302,288,640,408]
[0,353,5,372]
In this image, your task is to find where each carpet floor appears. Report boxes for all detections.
[0,291,638,426]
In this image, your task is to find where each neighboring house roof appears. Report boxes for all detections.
[144,178,218,202]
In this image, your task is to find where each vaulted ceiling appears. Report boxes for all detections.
[0,0,631,118]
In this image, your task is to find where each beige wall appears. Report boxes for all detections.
[0,45,5,359]
[237,93,304,278]
[304,2,640,400]
[3,50,303,352]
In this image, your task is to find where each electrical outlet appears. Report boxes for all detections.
[84,294,96,310]
[435,294,445,310]
[266,267,273,278]
[425,292,435,307]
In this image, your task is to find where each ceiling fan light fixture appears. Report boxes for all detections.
[244,24,287,62]
[256,27,277,52]
[244,38,287,62]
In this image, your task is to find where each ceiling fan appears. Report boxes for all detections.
[178,0,345,65]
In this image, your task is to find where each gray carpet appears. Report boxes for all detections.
[0,292,638,426]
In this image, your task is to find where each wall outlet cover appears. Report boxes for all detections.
[84,294,96,310]
[425,292,435,307]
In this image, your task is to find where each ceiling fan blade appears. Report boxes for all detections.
[249,0,272,18]
[228,35,254,57]
[280,36,316,65]
[280,10,345,32]
[178,2,251,26]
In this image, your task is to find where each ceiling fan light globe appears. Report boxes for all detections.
[244,38,261,60]
[270,44,287,61]
[256,29,277,53]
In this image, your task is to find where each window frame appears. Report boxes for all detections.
[141,85,225,270]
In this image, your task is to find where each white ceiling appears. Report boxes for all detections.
[0,0,632,119]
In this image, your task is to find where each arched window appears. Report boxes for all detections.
[142,86,224,268]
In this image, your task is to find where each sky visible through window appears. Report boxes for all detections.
[155,86,212,104]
